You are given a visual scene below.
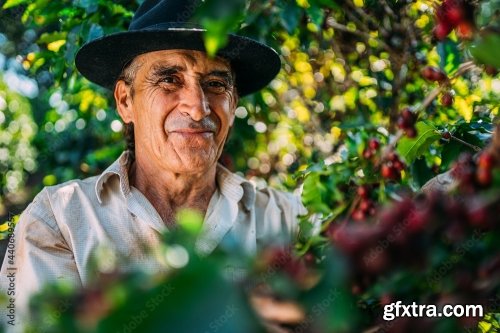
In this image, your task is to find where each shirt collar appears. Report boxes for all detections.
[95,151,256,209]
[95,151,132,204]
[215,164,256,210]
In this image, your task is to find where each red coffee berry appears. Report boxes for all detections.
[456,21,474,40]
[363,148,373,159]
[407,210,427,233]
[421,66,447,82]
[393,160,405,171]
[357,185,370,198]
[476,167,492,186]
[478,152,494,169]
[434,22,453,40]
[359,199,373,213]
[381,164,396,179]
[421,66,436,80]
[368,138,380,150]
[468,207,489,228]
[387,151,398,162]
[402,108,416,123]
[444,3,464,26]
[441,131,452,140]
[303,252,316,266]
[352,209,366,221]
[405,127,417,138]
[485,65,498,76]
[398,108,417,130]
[432,69,448,82]
[441,92,454,106]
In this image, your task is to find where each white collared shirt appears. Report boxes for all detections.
[0,151,306,329]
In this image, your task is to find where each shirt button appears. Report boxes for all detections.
[130,213,137,218]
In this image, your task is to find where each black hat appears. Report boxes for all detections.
[75,0,281,96]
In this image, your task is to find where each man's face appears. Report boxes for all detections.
[116,50,238,174]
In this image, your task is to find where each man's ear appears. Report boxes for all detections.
[114,80,134,124]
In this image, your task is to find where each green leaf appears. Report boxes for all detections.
[176,209,203,235]
[2,0,28,9]
[197,0,245,57]
[306,5,324,27]
[437,39,460,74]
[280,2,302,34]
[397,121,441,164]
[87,23,104,42]
[302,171,330,214]
[309,0,340,8]
[73,0,98,13]
[203,22,229,57]
[410,157,434,188]
[38,31,68,44]
[440,140,463,170]
[470,33,500,68]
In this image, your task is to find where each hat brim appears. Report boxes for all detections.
[75,29,281,96]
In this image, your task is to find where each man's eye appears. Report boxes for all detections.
[162,75,179,84]
[205,80,227,92]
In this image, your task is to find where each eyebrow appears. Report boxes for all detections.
[149,64,233,85]
[206,70,234,86]
[150,64,185,79]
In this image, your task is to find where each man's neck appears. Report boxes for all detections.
[129,156,217,228]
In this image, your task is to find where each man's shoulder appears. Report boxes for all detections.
[254,186,307,217]
[26,175,102,216]
[255,186,301,208]
[42,175,101,199]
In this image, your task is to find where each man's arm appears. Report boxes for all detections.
[0,188,82,331]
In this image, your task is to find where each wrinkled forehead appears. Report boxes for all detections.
[135,49,233,73]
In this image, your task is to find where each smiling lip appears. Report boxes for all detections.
[169,129,214,138]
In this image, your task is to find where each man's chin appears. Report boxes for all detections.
[167,155,216,174]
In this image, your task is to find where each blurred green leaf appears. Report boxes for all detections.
[410,157,434,188]
[397,122,441,164]
[280,2,302,34]
[176,209,204,235]
[440,140,463,170]
[2,0,28,9]
[470,33,500,68]
[87,23,104,42]
[437,39,460,74]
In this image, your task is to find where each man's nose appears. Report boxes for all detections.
[178,83,210,121]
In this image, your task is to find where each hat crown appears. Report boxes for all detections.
[130,0,201,31]
[75,0,281,96]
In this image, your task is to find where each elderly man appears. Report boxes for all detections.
[0,0,305,329]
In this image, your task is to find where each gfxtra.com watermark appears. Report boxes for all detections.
[383,301,483,321]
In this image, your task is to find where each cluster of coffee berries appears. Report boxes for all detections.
[397,108,417,138]
[330,190,497,282]
[380,151,405,181]
[352,185,377,221]
[452,152,497,192]
[362,138,380,159]
[259,247,308,284]
[421,66,448,83]
[434,0,474,40]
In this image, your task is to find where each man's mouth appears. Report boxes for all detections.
[169,129,214,138]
